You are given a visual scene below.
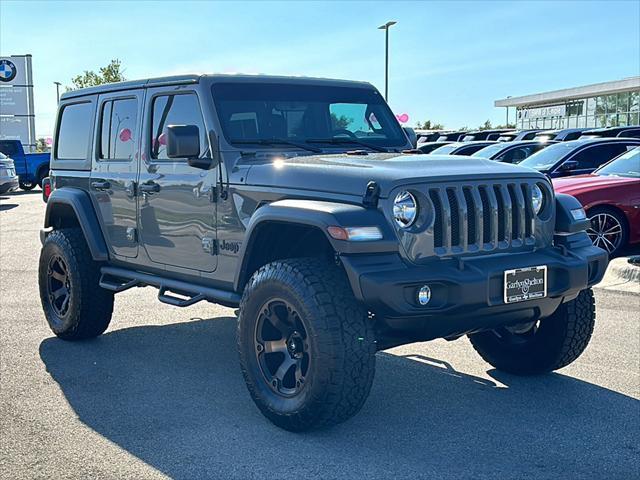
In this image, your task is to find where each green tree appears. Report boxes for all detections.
[35,138,49,152]
[330,113,352,130]
[478,119,493,130]
[415,120,444,130]
[67,59,126,91]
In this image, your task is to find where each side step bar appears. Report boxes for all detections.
[99,266,241,308]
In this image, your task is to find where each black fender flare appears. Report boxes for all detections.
[43,188,109,261]
[233,199,398,291]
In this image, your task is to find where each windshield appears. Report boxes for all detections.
[430,143,460,155]
[211,83,407,148]
[595,148,640,178]
[519,142,575,171]
[471,143,508,158]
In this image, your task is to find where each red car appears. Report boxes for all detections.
[553,147,640,256]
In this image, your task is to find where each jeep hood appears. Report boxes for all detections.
[242,153,545,198]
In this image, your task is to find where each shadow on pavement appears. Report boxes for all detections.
[39,316,639,479]
[0,203,18,211]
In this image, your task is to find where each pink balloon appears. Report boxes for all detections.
[119,128,132,142]
[158,132,167,146]
[45,137,53,146]
[398,113,409,124]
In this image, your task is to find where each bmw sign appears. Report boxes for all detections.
[0,59,17,83]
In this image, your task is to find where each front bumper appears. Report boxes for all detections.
[0,176,19,194]
[340,232,608,340]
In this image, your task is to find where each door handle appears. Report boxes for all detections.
[139,182,160,194]
[91,180,111,190]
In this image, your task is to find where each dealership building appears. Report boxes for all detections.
[495,76,640,130]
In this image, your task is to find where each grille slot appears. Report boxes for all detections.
[463,188,476,246]
[429,189,444,248]
[446,188,460,247]
[479,187,491,244]
[494,185,506,241]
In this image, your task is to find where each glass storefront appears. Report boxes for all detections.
[516,90,640,130]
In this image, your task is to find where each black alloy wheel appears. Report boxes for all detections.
[47,255,72,317]
[254,298,310,397]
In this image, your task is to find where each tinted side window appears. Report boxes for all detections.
[458,144,486,155]
[571,144,629,169]
[151,94,206,160]
[56,102,93,160]
[99,98,138,160]
[0,141,18,157]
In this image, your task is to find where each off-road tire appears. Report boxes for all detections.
[468,288,596,375]
[19,180,36,191]
[237,257,376,431]
[39,228,114,340]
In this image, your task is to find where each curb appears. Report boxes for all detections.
[595,256,640,294]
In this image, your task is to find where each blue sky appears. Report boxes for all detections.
[1,0,639,136]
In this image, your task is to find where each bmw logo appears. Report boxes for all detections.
[0,59,17,83]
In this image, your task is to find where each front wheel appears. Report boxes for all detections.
[237,258,376,431]
[468,288,596,375]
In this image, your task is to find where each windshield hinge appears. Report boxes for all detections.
[362,181,380,208]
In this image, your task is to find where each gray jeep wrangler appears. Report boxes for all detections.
[39,74,608,431]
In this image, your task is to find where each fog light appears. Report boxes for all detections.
[417,285,431,305]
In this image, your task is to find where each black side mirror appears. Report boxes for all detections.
[559,160,578,171]
[167,124,200,158]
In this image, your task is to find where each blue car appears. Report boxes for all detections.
[518,137,640,177]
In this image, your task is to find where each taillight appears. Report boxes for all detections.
[43,179,51,201]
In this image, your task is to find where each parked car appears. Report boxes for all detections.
[471,140,556,163]
[496,129,543,142]
[579,126,640,139]
[0,140,50,190]
[0,152,19,194]
[429,141,498,156]
[435,131,467,142]
[40,73,607,432]
[553,147,640,256]
[460,129,511,142]
[518,137,640,177]
[533,128,592,142]
[416,141,452,154]
[415,130,448,143]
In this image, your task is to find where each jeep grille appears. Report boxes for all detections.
[428,181,537,255]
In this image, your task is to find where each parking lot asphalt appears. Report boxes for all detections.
[1,191,639,480]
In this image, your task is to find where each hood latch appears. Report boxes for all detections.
[362,181,380,208]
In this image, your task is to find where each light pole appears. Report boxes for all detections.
[54,81,61,103]
[378,20,397,102]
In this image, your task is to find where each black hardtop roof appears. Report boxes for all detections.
[60,74,375,100]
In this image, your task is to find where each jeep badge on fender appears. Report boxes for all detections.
[38,74,608,431]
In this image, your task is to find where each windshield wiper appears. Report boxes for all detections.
[306,138,389,153]
[232,138,322,153]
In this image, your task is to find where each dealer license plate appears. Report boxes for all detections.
[504,266,547,304]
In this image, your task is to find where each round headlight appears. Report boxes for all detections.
[393,191,418,228]
[531,184,544,215]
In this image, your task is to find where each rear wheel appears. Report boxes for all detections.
[237,258,376,431]
[19,180,36,191]
[39,228,114,340]
[469,289,596,375]
[586,206,628,256]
